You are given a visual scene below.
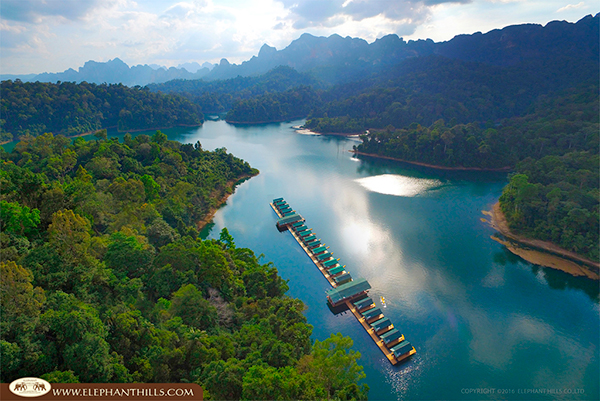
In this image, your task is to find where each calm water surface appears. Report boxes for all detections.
[19,121,599,400]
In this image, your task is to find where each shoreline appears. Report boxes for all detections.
[226,118,305,125]
[483,202,599,280]
[1,123,203,146]
[195,173,256,231]
[114,123,202,133]
[293,126,362,137]
[351,151,513,172]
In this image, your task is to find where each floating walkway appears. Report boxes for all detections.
[270,197,416,365]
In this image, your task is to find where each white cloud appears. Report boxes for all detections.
[0,0,104,23]
[0,0,594,74]
[557,2,586,12]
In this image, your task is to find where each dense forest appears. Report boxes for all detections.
[221,50,597,126]
[149,66,322,115]
[0,132,369,399]
[499,152,599,261]
[225,86,319,123]
[0,80,203,142]
[353,84,598,169]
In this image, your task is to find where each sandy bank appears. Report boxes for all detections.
[292,126,362,137]
[352,151,513,172]
[483,202,599,280]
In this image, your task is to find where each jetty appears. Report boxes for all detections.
[270,197,416,365]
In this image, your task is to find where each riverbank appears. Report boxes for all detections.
[196,173,257,231]
[114,123,202,133]
[226,118,305,125]
[293,126,362,137]
[1,123,203,146]
[352,151,513,172]
[483,202,599,280]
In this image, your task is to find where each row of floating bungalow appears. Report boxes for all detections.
[271,197,416,365]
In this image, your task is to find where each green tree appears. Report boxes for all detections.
[0,200,41,236]
[0,261,45,340]
[104,231,155,279]
[140,174,160,201]
[169,284,217,330]
[298,333,369,399]
[41,370,80,383]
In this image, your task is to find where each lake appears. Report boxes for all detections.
[14,120,600,400]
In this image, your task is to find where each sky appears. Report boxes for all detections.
[0,0,596,74]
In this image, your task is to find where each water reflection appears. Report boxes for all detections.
[493,248,600,303]
[355,174,443,197]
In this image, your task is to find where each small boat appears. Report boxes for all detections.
[381,296,386,307]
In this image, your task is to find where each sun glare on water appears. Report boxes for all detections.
[354,174,442,197]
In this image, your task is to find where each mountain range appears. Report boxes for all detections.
[0,59,216,87]
[210,13,597,83]
[1,14,597,87]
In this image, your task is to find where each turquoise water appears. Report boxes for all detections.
[181,121,599,400]
[7,121,598,399]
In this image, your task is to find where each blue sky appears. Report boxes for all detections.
[0,0,595,74]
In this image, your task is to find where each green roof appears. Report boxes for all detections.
[322,259,340,267]
[380,328,399,340]
[334,272,352,283]
[311,246,327,254]
[316,252,333,260]
[277,214,303,226]
[353,297,373,310]
[370,317,391,331]
[328,265,345,275]
[303,234,316,242]
[292,221,304,227]
[326,278,370,305]
[380,329,403,345]
[390,341,412,357]
[361,307,382,320]
[299,230,313,237]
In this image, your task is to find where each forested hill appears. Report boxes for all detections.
[222,16,598,125]
[149,66,322,114]
[353,84,598,169]
[303,50,598,130]
[0,80,204,143]
[0,132,369,399]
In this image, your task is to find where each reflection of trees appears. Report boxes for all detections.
[492,246,599,303]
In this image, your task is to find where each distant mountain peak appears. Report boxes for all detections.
[259,44,277,57]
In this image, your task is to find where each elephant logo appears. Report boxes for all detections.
[9,378,52,397]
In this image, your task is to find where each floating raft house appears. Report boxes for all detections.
[333,272,352,285]
[354,297,374,311]
[325,278,371,307]
[276,213,304,231]
[380,329,404,346]
[328,265,346,275]
[270,198,416,365]
[323,258,340,268]
[362,307,383,322]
